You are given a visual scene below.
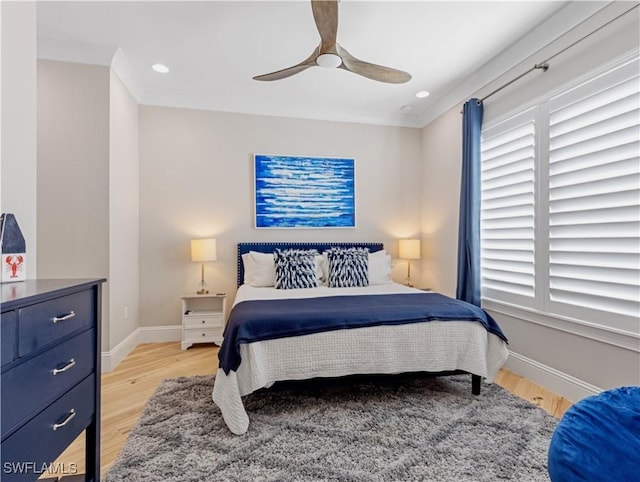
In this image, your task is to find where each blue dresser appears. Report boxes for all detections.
[1,279,105,481]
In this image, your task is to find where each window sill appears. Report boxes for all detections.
[482,298,639,352]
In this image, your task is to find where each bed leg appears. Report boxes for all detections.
[472,374,481,395]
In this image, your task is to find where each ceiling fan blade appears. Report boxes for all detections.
[253,64,314,82]
[338,45,412,84]
[311,0,338,52]
[253,49,318,81]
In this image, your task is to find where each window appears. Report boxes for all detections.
[480,54,640,335]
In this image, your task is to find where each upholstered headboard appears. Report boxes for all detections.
[237,242,384,287]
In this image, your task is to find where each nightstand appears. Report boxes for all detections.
[181,294,226,350]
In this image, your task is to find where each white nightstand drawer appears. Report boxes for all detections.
[184,314,224,329]
[183,328,222,343]
[181,293,227,350]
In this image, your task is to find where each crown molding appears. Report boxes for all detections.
[110,48,145,102]
[38,39,144,103]
[38,37,117,67]
[417,1,610,127]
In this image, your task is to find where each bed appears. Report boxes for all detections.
[212,242,509,435]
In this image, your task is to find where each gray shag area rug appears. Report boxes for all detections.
[104,374,557,482]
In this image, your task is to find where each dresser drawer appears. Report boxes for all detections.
[1,311,17,366]
[18,290,94,357]
[2,329,94,439]
[184,314,224,329]
[1,374,95,482]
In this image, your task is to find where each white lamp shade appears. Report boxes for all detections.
[190,238,217,262]
[398,239,421,260]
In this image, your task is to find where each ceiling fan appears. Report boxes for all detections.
[253,0,411,84]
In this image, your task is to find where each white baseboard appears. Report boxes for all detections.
[505,351,602,403]
[101,328,139,373]
[137,325,181,343]
[101,325,181,372]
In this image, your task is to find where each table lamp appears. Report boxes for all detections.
[398,239,421,287]
[191,238,217,294]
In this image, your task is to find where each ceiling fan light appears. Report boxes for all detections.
[316,53,342,69]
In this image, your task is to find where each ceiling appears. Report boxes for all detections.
[37,1,572,128]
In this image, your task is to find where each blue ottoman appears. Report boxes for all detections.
[548,386,640,481]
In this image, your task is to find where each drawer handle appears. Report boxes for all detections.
[52,409,76,431]
[52,311,76,323]
[201,320,206,324]
[52,358,76,375]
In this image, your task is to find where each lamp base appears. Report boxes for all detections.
[405,260,414,287]
[196,280,209,295]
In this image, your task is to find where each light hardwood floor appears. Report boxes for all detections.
[54,342,573,478]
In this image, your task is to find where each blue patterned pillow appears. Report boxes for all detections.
[327,247,369,288]
[274,249,319,289]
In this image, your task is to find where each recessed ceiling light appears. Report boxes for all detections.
[400,105,413,112]
[152,64,170,74]
[415,90,430,98]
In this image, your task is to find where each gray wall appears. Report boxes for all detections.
[109,70,140,348]
[37,60,111,348]
[419,107,462,297]
[138,105,423,328]
[1,2,37,278]
[37,60,142,352]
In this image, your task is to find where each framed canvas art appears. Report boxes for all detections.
[254,154,355,228]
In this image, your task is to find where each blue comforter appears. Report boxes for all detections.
[218,292,507,374]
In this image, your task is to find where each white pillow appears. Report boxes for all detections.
[243,251,276,287]
[241,253,256,285]
[368,250,392,285]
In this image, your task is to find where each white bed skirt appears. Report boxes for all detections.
[212,321,509,435]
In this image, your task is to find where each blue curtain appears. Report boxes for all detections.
[456,99,484,306]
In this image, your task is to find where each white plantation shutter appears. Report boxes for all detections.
[481,109,536,305]
[480,53,640,334]
[547,58,640,323]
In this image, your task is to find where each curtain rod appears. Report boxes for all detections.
[463,2,639,109]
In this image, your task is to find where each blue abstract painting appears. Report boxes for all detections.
[254,154,355,228]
